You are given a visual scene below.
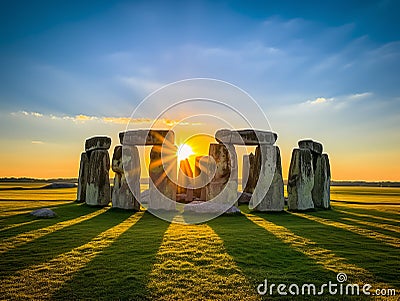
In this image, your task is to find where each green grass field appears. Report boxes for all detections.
[0,183,399,300]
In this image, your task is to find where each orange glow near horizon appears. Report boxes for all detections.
[0,133,399,182]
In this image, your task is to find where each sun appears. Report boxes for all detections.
[177,144,194,161]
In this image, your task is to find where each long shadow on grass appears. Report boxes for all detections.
[311,208,400,238]
[207,213,339,299]
[0,205,133,278]
[53,212,170,300]
[0,203,99,239]
[0,202,79,227]
[331,205,400,221]
[252,211,400,289]
[0,201,74,214]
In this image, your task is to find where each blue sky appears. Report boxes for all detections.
[0,0,399,180]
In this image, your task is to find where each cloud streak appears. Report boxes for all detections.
[10,111,201,127]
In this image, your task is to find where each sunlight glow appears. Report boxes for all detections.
[177,144,194,161]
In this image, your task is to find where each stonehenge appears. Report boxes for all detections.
[76,129,331,214]
[287,139,331,210]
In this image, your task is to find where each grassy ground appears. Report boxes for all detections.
[0,184,399,300]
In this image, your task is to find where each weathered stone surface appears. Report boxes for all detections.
[184,201,240,214]
[148,144,177,210]
[215,129,277,145]
[243,152,259,193]
[85,136,111,152]
[206,144,231,201]
[287,148,315,210]
[119,129,175,146]
[237,191,252,204]
[250,145,285,211]
[30,208,57,218]
[242,154,250,191]
[312,153,331,209]
[177,158,193,195]
[76,152,88,202]
[86,149,111,206]
[194,156,214,200]
[186,185,194,203]
[112,145,140,210]
[206,144,238,205]
[111,146,123,173]
[298,139,323,154]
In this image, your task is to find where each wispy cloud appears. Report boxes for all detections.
[305,97,334,105]
[31,140,44,144]
[10,111,201,127]
[348,92,373,100]
[11,111,43,118]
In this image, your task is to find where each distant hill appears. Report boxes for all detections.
[0,177,77,183]
[330,181,400,187]
[0,182,77,190]
[1,177,399,187]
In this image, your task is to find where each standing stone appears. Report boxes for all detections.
[312,154,331,209]
[112,145,140,210]
[242,154,250,192]
[287,148,314,210]
[76,152,89,202]
[86,149,111,206]
[177,158,193,195]
[298,139,330,209]
[243,152,258,193]
[194,156,203,198]
[250,145,285,211]
[149,145,177,210]
[206,144,238,205]
[194,156,213,200]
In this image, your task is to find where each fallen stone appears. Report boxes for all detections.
[184,201,240,214]
[215,129,277,145]
[85,136,111,152]
[287,148,315,210]
[30,208,57,218]
[119,129,175,145]
[86,149,111,206]
[76,152,89,202]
